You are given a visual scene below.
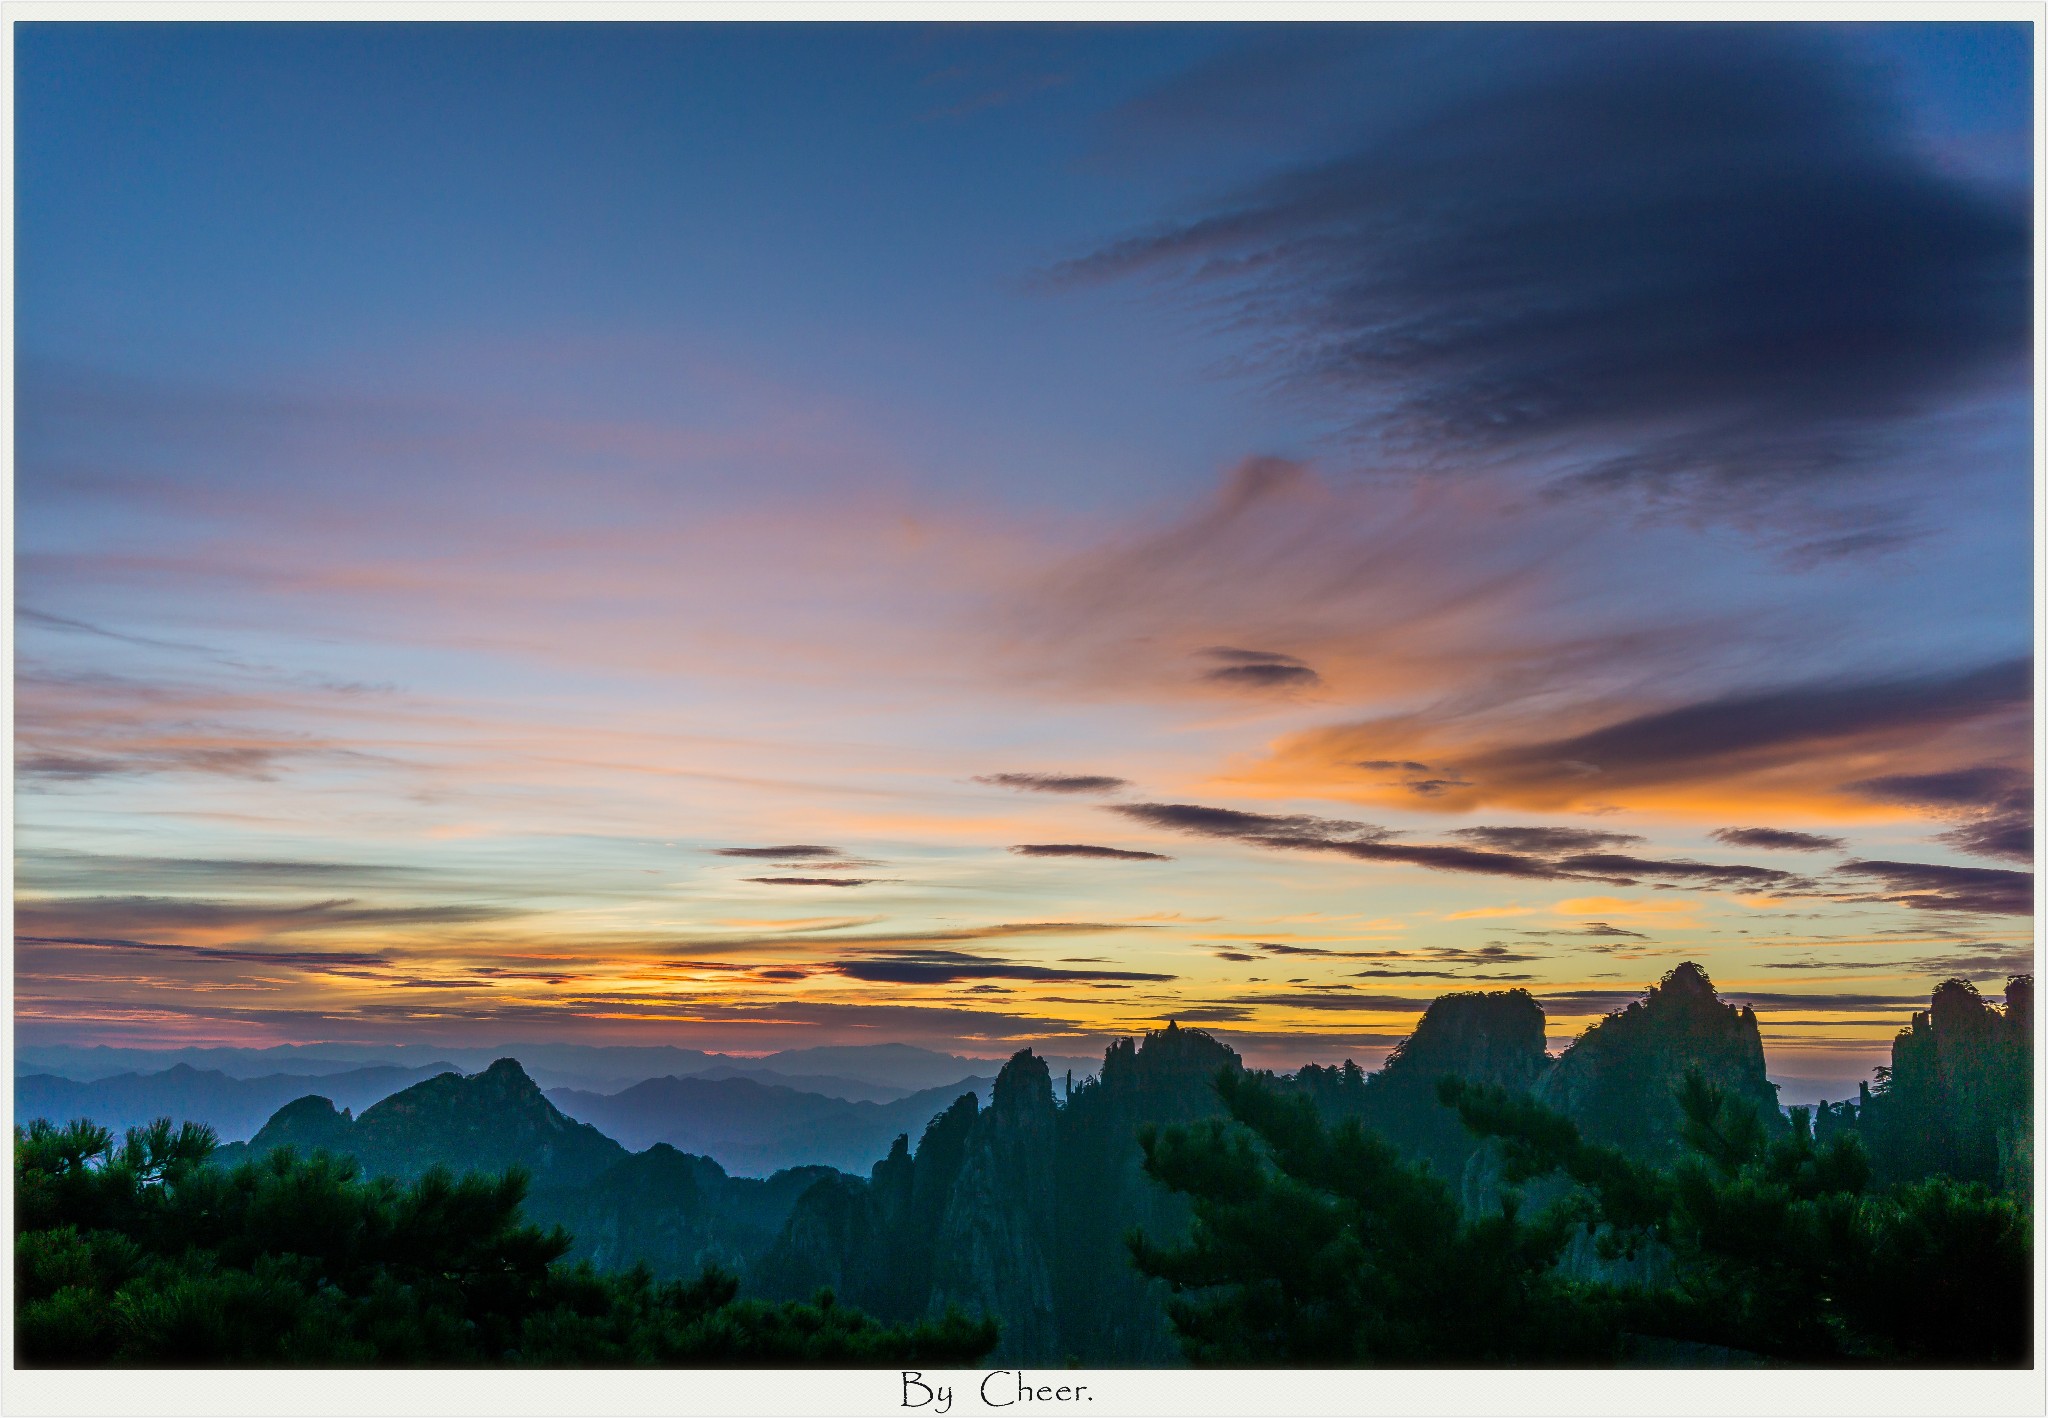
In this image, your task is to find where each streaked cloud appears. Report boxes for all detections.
[974,772,1130,794]
[1711,827,1847,852]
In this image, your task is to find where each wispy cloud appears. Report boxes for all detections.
[974,772,1130,794]
[1109,799,1799,892]
[1712,827,1847,852]
[1833,859,2032,915]
[1847,763,2032,864]
[1070,25,2027,542]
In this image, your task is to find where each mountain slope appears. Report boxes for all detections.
[15,1063,459,1142]
[213,1059,628,1187]
[1539,961,1781,1161]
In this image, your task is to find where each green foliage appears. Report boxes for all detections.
[1130,1065,2030,1368]
[1442,1071,2031,1365]
[1126,1069,1624,1365]
[1857,975,2033,1192]
[15,1114,997,1368]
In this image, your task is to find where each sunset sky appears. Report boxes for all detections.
[14,22,2035,1097]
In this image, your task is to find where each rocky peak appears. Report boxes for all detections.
[1660,960,1715,998]
[1381,989,1548,1091]
[2005,975,2033,1035]
[1929,978,1994,1037]
[1099,1022,1240,1100]
[1539,962,1780,1161]
[476,1057,542,1091]
[246,1094,355,1155]
[990,1050,1054,1118]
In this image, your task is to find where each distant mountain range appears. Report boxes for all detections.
[212,1058,629,1186]
[547,1073,995,1176]
[15,1039,1097,1094]
[15,965,2026,1366]
[15,1063,462,1142]
[206,1057,845,1288]
[18,1053,998,1175]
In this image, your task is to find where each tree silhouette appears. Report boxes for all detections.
[1128,1066,2030,1366]
[16,1114,997,1367]
[1125,1069,1622,1364]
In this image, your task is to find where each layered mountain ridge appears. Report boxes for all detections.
[32,962,2023,1367]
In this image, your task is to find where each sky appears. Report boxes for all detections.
[13,21,2036,1096]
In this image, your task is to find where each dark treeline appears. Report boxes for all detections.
[761,962,2032,1366]
[15,1116,996,1366]
[15,963,2032,1367]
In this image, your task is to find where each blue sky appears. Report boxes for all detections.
[14,22,2035,1093]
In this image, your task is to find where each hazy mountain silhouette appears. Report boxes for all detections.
[215,1059,627,1187]
[670,1065,921,1104]
[16,1040,1085,1096]
[532,1144,843,1286]
[15,1062,459,1142]
[216,1060,857,1287]
[1284,988,1549,1188]
[546,1073,996,1176]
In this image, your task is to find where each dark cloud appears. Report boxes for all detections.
[1198,646,1323,690]
[1204,662,1323,689]
[825,950,1175,985]
[1009,843,1172,861]
[1356,758,1472,798]
[1244,991,1433,1012]
[1211,950,1259,963]
[1850,765,2029,808]
[653,921,1153,955]
[1203,646,1309,667]
[1576,922,1647,939]
[1551,853,1800,890]
[742,877,880,888]
[1711,826,1847,851]
[714,845,846,859]
[1072,25,2028,530]
[1320,837,1597,881]
[1111,802,1380,840]
[974,772,1130,793]
[1460,658,2028,801]
[1218,942,1542,968]
[1834,859,2032,915]
[1348,968,1532,981]
[1848,763,2032,864]
[1448,825,1646,854]
[1111,799,1798,891]
[1938,816,2033,864]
